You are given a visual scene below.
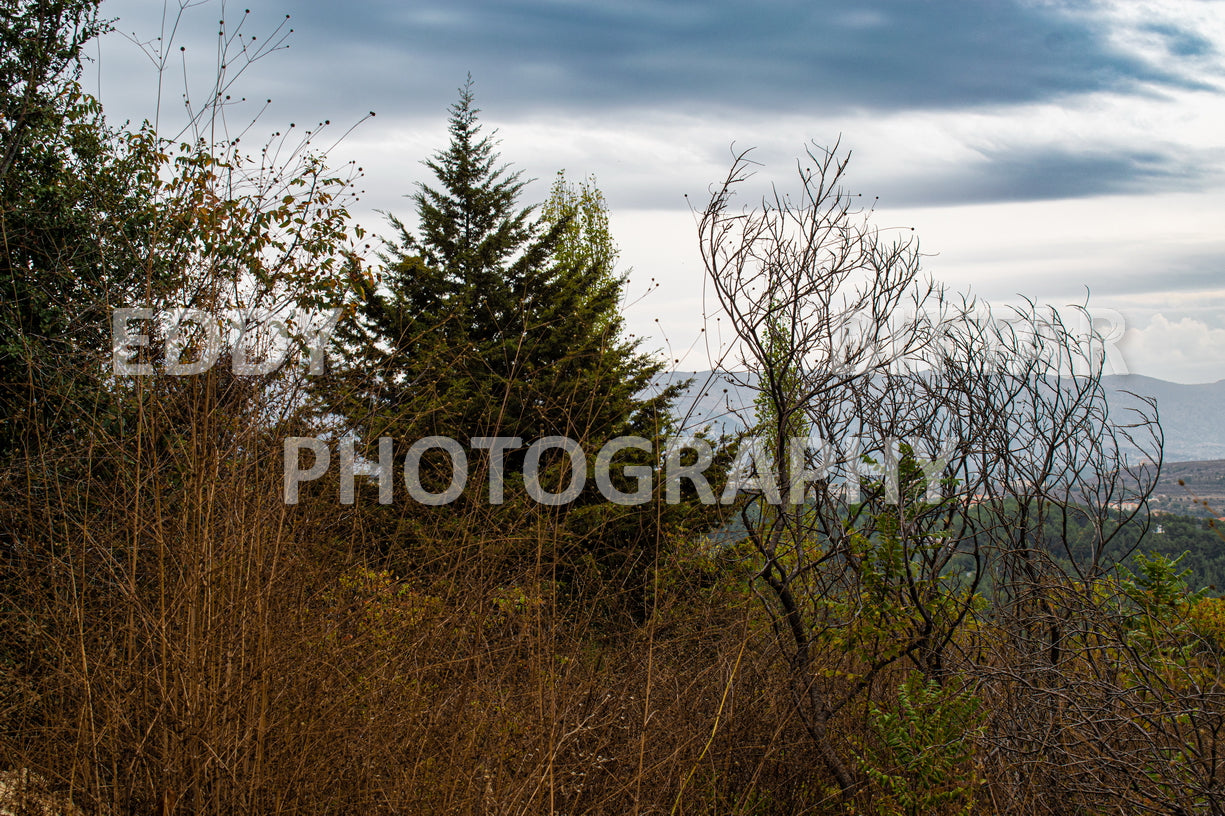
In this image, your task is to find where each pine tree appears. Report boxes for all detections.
[340,79,673,451]
[329,81,730,618]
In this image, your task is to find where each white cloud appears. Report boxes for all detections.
[1119,314,1225,383]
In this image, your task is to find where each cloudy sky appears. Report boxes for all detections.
[91,0,1225,383]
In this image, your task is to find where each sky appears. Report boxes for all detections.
[90,0,1225,384]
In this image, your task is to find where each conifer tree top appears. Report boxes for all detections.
[411,77,535,283]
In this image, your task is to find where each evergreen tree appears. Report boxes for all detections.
[339,79,674,451]
[329,81,730,619]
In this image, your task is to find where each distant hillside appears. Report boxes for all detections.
[656,371,1225,464]
[1102,375,1225,463]
[1150,459,1225,517]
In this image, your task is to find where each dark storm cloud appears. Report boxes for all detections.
[275,0,1213,119]
[95,0,1225,208]
[884,145,1221,206]
[1143,21,1217,58]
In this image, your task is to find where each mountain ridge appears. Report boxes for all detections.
[655,370,1224,464]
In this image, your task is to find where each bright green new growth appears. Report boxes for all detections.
[537,169,629,345]
[540,171,618,288]
[859,672,984,816]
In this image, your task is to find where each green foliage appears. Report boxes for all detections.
[540,170,617,293]
[1121,550,1205,618]
[1026,500,1225,593]
[857,673,983,816]
[1111,550,1218,687]
[326,566,441,649]
[0,0,155,457]
[408,77,536,288]
[1187,595,1225,651]
[0,0,107,183]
